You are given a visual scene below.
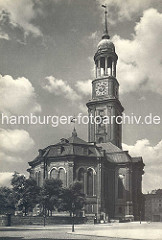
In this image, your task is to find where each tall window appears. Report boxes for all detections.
[50,168,58,179]
[58,168,66,187]
[78,168,85,192]
[38,171,41,187]
[118,176,124,199]
[87,169,93,196]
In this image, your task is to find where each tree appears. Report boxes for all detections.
[39,179,63,217]
[59,181,86,232]
[11,172,40,215]
[0,187,15,214]
[60,181,85,215]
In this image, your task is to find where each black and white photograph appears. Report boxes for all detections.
[0,0,162,239]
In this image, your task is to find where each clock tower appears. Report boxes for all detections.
[87,9,124,148]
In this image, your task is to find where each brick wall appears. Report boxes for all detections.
[8,216,87,226]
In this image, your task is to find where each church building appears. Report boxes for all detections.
[28,10,144,221]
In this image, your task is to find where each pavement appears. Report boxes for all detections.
[0,222,162,240]
[72,222,162,240]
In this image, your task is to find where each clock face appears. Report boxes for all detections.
[95,81,108,96]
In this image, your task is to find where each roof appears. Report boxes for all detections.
[29,129,100,166]
[57,127,89,146]
[97,39,115,51]
[67,135,88,145]
[132,157,143,163]
[97,142,122,153]
[97,142,131,163]
[29,131,144,166]
[107,152,131,163]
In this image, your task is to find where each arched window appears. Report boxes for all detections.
[87,169,93,196]
[118,176,124,199]
[78,168,85,193]
[50,168,58,179]
[107,57,112,76]
[58,168,66,187]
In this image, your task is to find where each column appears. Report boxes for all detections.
[98,59,101,77]
[97,162,102,217]
[110,65,112,76]
[125,167,133,219]
[112,61,116,77]
[67,162,74,187]
[95,64,97,78]
[105,57,108,75]
[84,171,87,195]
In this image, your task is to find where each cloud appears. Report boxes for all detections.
[0,0,42,39]
[76,79,92,96]
[0,31,9,40]
[0,74,41,115]
[43,76,81,101]
[78,103,87,113]
[0,152,22,163]
[139,96,146,101]
[96,0,154,22]
[112,8,162,95]
[123,139,162,193]
[0,172,14,187]
[0,129,35,153]
[88,31,98,40]
[0,129,35,174]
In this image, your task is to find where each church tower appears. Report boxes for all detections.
[87,8,124,148]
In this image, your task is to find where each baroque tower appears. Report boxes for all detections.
[87,9,124,148]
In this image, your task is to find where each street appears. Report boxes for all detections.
[0,222,162,240]
[0,224,132,240]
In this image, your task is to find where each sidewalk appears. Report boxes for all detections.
[71,222,162,240]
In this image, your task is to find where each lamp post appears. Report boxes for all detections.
[72,202,75,232]
[43,203,46,227]
[139,210,142,224]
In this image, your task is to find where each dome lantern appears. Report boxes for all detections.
[94,5,118,79]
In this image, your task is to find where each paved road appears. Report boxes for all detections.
[0,225,132,240]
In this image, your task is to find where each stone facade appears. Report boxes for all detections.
[28,129,144,221]
[28,14,145,221]
[145,190,162,222]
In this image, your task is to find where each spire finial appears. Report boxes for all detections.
[101,5,110,39]
[72,127,77,137]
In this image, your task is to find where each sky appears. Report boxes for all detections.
[0,0,162,193]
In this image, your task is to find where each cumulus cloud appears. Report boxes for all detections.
[0,172,14,187]
[96,0,154,22]
[0,0,42,39]
[76,79,92,96]
[0,129,35,175]
[0,31,9,40]
[43,76,81,101]
[112,8,162,95]
[123,139,162,193]
[0,129,35,153]
[0,74,41,115]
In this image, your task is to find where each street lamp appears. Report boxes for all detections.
[72,202,75,232]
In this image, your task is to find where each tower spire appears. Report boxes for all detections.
[101,5,110,39]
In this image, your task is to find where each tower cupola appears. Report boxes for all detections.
[94,6,118,79]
